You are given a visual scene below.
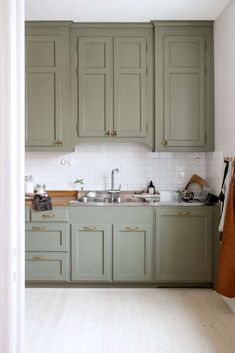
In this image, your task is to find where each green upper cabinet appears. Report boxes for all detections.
[71,24,154,147]
[25,22,74,151]
[113,37,147,137]
[154,22,214,151]
[77,37,113,137]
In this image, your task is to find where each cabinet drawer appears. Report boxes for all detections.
[25,252,69,281]
[31,208,68,222]
[25,223,69,251]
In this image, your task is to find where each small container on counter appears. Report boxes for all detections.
[147,180,155,194]
[25,175,34,195]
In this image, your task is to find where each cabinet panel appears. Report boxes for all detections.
[114,37,147,137]
[113,224,152,281]
[31,208,68,222]
[71,224,112,282]
[25,223,69,251]
[78,37,112,137]
[154,23,214,151]
[155,207,213,282]
[25,252,69,281]
[25,36,62,147]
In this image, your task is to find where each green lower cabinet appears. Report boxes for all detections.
[71,224,112,282]
[113,224,153,282]
[155,207,213,283]
[25,252,69,281]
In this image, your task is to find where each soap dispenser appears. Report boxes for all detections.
[147,181,155,194]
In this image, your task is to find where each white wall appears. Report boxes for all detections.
[25,144,207,192]
[214,0,235,313]
[214,0,235,156]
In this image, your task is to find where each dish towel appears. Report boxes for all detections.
[216,166,235,298]
[219,161,234,232]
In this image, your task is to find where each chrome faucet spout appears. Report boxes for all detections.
[111,168,119,190]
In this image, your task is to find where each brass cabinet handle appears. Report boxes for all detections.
[32,226,46,231]
[83,226,96,231]
[42,213,56,218]
[177,211,191,216]
[54,140,63,146]
[32,255,47,261]
[125,226,139,231]
[161,140,167,146]
[111,130,117,137]
[105,130,111,137]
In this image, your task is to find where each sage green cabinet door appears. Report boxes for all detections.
[26,35,62,147]
[114,37,147,137]
[154,23,214,151]
[25,252,69,281]
[78,37,112,137]
[71,224,112,282]
[113,224,152,282]
[155,207,213,282]
[25,24,72,151]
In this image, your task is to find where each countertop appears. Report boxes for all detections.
[25,190,212,207]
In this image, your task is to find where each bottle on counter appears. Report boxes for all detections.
[147,180,155,194]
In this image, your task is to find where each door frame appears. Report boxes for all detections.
[0,1,25,352]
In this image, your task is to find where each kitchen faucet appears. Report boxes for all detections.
[108,168,121,202]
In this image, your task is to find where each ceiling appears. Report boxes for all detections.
[25,0,230,21]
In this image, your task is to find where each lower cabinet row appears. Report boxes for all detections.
[25,206,218,284]
[26,222,153,282]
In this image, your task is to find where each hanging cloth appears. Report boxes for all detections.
[216,166,235,298]
[219,160,233,232]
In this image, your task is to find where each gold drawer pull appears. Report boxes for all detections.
[111,130,117,137]
[42,213,56,218]
[105,130,111,137]
[161,140,167,146]
[32,226,46,231]
[177,211,191,216]
[83,226,96,231]
[54,140,63,146]
[125,226,139,231]
[32,256,47,261]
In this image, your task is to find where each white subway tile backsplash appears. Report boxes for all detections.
[25,143,220,192]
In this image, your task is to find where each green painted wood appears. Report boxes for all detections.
[154,23,214,152]
[113,223,153,282]
[25,24,74,152]
[25,207,30,222]
[25,252,69,281]
[114,37,147,137]
[78,37,113,137]
[31,208,68,222]
[25,223,69,251]
[71,224,112,282]
[155,207,213,282]
[70,25,154,148]
[69,206,153,225]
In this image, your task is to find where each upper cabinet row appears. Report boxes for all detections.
[25,21,214,152]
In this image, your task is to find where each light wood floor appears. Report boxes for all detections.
[25,288,235,353]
